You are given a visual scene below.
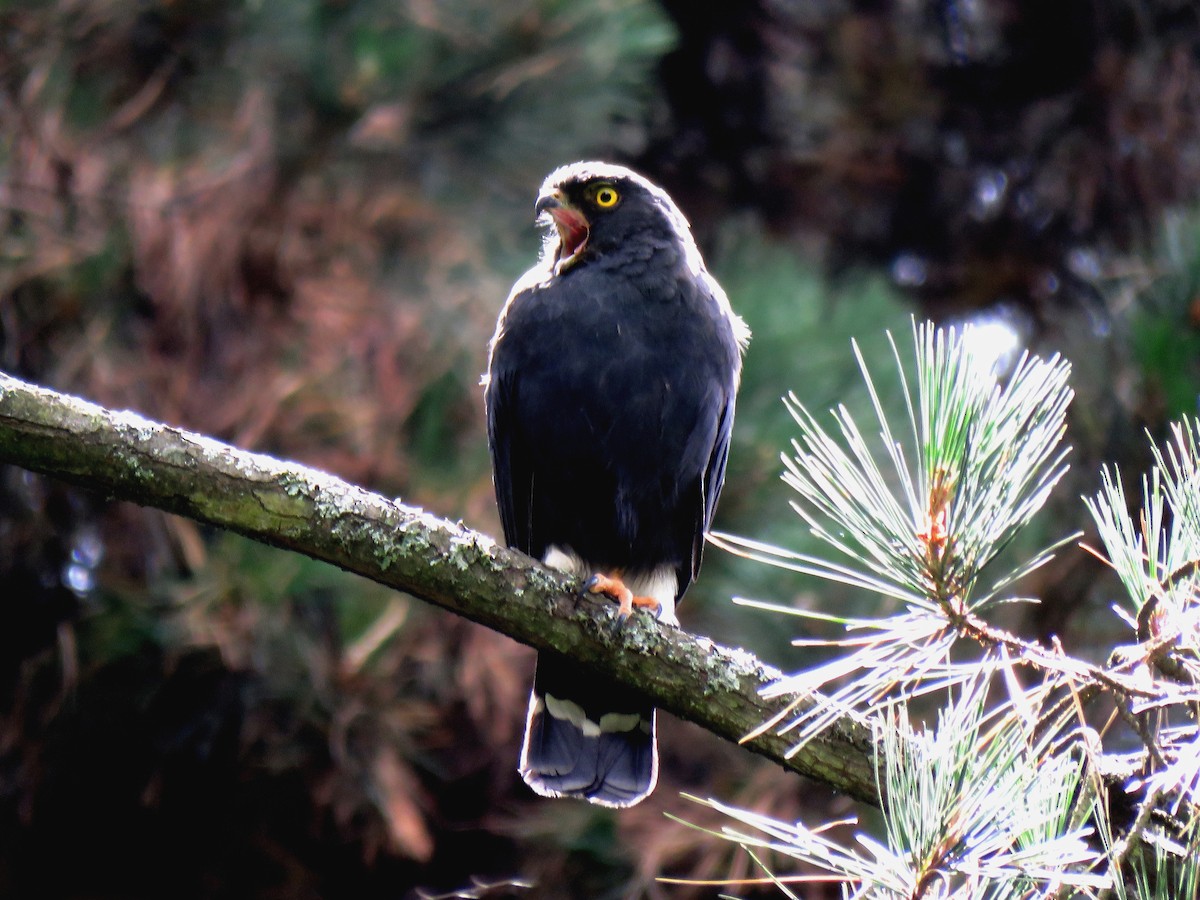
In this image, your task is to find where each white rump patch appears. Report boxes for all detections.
[543,545,588,577]
[623,567,679,626]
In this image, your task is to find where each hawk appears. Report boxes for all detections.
[485,161,748,807]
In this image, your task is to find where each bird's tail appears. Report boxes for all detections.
[519,650,657,807]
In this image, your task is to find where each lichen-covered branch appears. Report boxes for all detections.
[0,371,878,803]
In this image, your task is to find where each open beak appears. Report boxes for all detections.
[535,191,590,273]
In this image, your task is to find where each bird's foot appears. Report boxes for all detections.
[582,572,660,625]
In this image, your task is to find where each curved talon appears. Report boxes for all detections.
[584,572,660,623]
[579,573,605,597]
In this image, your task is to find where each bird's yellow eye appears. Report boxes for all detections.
[593,185,620,208]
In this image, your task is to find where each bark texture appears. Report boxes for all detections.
[0,372,878,803]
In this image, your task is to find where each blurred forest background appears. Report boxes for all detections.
[3,1,1200,897]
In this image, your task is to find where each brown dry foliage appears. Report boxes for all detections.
[9,1,1200,896]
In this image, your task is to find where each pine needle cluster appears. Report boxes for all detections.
[696,321,1200,898]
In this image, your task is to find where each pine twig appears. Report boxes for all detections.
[0,371,878,801]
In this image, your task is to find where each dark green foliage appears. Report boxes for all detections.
[1132,213,1200,421]
[645,0,1200,331]
[698,229,910,657]
[3,0,1200,896]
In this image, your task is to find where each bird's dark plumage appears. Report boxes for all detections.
[485,161,747,807]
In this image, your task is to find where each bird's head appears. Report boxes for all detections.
[534,162,698,276]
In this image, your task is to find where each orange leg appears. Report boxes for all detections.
[584,572,660,621]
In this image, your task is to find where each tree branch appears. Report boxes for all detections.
[0,371,878,803]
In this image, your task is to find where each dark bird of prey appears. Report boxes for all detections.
[484,161,748,807]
